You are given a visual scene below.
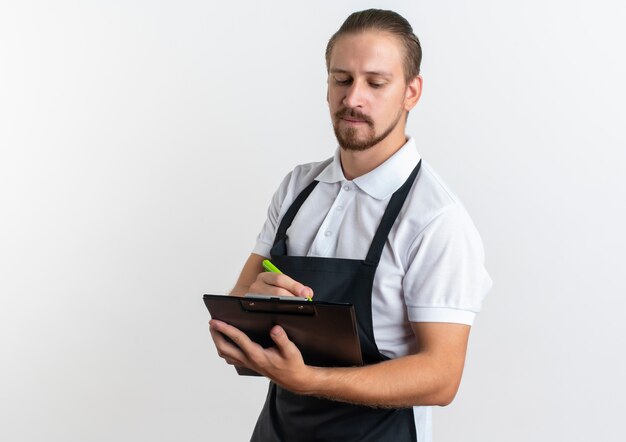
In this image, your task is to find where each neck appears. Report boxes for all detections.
[340,130,407,180]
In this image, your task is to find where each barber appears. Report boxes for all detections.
[209,9,492,442]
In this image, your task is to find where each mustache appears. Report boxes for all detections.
[334,108,374,126]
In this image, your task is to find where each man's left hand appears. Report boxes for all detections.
[209,319,312,394]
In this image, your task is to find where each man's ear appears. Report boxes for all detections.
[404,75,423,112]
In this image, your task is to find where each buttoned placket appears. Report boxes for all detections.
[308,181,356,257]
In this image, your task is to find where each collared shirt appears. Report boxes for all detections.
[252,136,492,441]
[254,136,492,356]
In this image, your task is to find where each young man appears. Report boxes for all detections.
[209,9,492,441]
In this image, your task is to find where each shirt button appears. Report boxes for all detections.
[336,205,343,211]
[324,230,332,237]
[343,185,350,191]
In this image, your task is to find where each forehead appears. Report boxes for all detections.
[329,30,404,76]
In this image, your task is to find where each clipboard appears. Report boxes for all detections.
[203,294,363,376]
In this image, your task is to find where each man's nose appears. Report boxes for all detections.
[342,81,366,108]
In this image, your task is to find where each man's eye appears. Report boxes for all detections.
[335,78,351,85]
[370,83,385,89]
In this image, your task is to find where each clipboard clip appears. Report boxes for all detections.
[239,299,316,316]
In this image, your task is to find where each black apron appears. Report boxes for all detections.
[251,161,422,442]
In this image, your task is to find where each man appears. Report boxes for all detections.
[209,9,492,441]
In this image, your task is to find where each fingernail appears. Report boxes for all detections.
[300,287,313,298]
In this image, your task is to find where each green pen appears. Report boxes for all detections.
[262,259,313,301]
[262,259,282,274]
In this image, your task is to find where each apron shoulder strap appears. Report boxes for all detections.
[365,160,422,266]
[273,180,319,247]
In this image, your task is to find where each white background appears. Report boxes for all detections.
[1,1,625,441]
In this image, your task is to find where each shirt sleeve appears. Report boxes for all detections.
[402,204,493,325]
[251,171,294,258]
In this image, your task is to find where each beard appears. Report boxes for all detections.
[332,106,404,152]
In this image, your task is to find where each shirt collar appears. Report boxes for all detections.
[315,137,421,200]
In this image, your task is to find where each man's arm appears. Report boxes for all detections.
[229,253,265,296]
[305,322,470,407]
[209,319,470,408]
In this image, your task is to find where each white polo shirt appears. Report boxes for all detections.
[253,137,492,441]
[254,136,492,356]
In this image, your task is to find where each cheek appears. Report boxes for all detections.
[328,95,343,114]
[379,90,405,113]
[328,89,342,104]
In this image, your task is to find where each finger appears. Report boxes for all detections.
[249,281,301,298]
[260,273,314,299]
[223,356,243,366]
[209,322,249,363]
[269,325,300,358]
[211,320,274,374]
[210,319,261,355]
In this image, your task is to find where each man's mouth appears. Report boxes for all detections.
[335,108,373,127]
[341,117,368,125]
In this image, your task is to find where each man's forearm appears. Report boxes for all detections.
[299,353,463,408]
[229,285,248,296]
[229,254,265,296]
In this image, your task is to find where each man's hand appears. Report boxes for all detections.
[230,253,313,299]
[209,319,312,393]
[248,271,314,299]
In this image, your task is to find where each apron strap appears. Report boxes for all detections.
[272,159,421,262]
[364,160,422,266]
[273,180,319,247]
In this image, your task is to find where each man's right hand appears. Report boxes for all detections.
[248,271,314,299]
[229,253,314,299]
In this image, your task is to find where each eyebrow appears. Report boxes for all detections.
[330,68,393,79]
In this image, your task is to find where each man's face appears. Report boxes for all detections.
[327,31,415,151]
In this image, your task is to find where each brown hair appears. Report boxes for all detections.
[325,9,422,83]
